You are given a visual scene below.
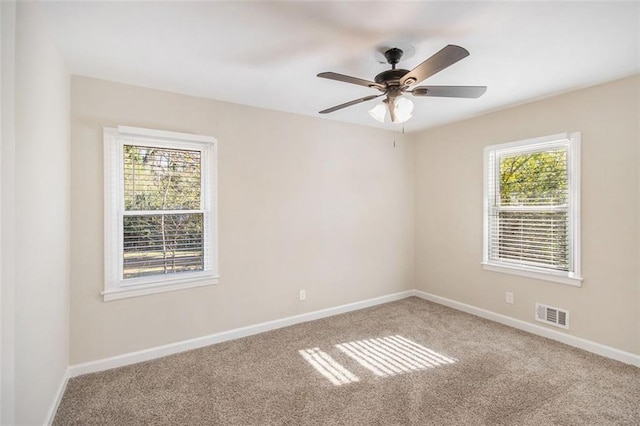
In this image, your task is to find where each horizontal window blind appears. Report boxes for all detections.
[487,146,570,271]
[123,214,204,278]
[123,144,206,279]
[124,145,201,210]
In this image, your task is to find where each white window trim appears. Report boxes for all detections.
[482,132,582,287]
[103,126,219,301]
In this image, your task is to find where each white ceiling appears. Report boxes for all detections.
[36,1,640,133]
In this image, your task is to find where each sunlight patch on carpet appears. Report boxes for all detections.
[299,347,360,386]
[336,335,457,377]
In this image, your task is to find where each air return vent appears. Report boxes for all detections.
[535,303,569,329]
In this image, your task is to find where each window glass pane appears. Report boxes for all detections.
[123,213,204,279]
[499,149,567,206]
[124,145,201,210]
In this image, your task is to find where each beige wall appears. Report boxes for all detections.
[414,75,640,355]
[70,76,414,364]
[70,70,638,365]
[2,2,70,424]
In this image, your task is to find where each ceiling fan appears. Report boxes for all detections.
[317,45,486,124]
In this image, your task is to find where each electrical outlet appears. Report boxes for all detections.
[299,290,306,301]
[506,291,514,304]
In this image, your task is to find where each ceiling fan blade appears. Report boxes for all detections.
[400,45,470,87]
[410,86,487,98]
[319,94,384,114]
[317,72,385,90]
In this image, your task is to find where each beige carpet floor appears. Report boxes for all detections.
[54,297,639,425]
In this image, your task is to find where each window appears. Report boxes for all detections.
[483,132,581,286]
[104,126,218,301]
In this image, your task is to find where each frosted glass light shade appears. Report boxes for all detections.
[368,102,386,123]
[392,97,414,123]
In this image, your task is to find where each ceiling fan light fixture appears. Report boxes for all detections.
[368,102,387,123]
[392,96,414,123]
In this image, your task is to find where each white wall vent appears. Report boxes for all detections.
[535,303,569,329]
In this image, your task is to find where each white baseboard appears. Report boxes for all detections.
[414,290,640,368]
[68,290,414,378]
[44,368,69,425]
[67,288,639,381]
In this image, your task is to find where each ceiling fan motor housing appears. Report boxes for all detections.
[374,69,410,85]
[375,48,417,87]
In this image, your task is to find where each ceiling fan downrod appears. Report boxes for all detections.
[384,48,404,70]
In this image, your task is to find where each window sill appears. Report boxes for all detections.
[482,262,583,287]
[102,276,219,301]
